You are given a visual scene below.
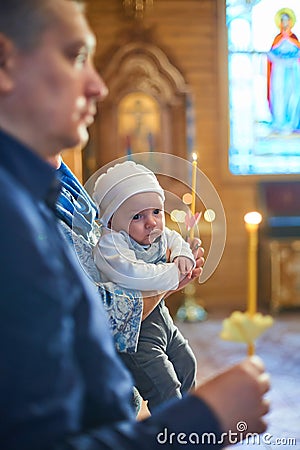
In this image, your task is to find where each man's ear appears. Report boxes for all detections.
[0,33,15,92]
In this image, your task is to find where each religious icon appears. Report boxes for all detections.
[267,8,300,134]
[118,92,160,157]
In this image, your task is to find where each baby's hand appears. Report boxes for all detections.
[174,256,194,278]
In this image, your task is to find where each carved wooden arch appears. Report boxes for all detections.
[102,42,188,103]
[91,41,190,169]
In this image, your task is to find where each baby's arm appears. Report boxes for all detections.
[165,227,196,270]
[174,255,194,278]
[93,231,180,292]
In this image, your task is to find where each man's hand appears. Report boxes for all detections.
[142,238,204,318]
[194,356,271,441]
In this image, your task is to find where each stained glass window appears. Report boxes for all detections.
[226,0,300,175]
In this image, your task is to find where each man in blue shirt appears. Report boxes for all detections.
[0,1,270,449]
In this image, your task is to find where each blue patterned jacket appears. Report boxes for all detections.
[56,161,143,353]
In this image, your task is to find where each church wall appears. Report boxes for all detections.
[82,0,268,314]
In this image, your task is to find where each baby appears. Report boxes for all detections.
[92,161,197,412]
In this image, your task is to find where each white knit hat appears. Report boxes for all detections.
[93,161,165,227]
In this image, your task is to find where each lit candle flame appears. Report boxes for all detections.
[244,211,262,227]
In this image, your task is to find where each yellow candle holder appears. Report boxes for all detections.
[244,211,262,319]
[220,211,274,355]
[220,311,273,347]
[190,152,197,239]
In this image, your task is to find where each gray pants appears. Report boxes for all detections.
[119,301,197,412]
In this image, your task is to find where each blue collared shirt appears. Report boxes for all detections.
[0,129,222,449]
[0,130,135,447]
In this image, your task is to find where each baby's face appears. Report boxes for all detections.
[111,192,165,245]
